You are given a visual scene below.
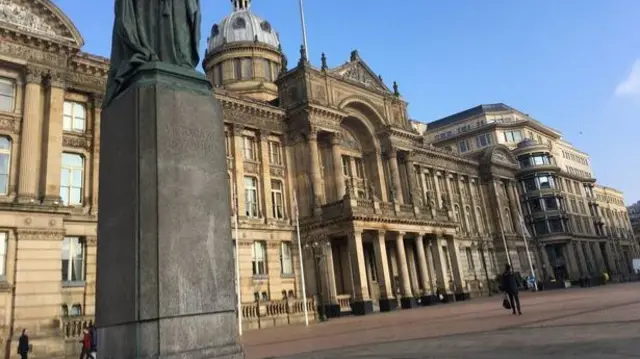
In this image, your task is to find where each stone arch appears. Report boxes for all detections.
[3,0,85,47]
[338,96,387,132]
[481,144,519,167]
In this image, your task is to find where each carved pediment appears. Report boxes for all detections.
[331,54,389,93]
[0,0,83,46]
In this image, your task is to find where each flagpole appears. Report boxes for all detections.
[233,183,243,335]
[298,0,309,58]
[518,212,538,291]
[497,208,512,267]
[293,191,309,326]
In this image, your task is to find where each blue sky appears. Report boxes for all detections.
[54,0,640,203]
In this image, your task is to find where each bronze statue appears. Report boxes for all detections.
[104,0,201,108]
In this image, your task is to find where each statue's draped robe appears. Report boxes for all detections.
[104,0,201,107]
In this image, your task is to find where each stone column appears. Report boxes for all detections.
[17,67,45,202]
[419,169,428,206]
[395,232,416,308]
[430,236,449,293]
[458,177,471,233]
[593,243,606,273]
[283,134,296,225]
[12,229,66,351]
[348,230,372,315]
[563,243,580,280]
[507,180,522,235]
[415,235,431,297]
[373,231,395,311]
[405,159,418,206]
[469,178,480,234]
[387,149,403,203]
[90,95,102,215]
[259,131,272,220]
[575,241,589,276]
[232,124,246,216]
[434,172,443,208]
[308,128,324,207]
[330,133,345,200]
[446,236,465,294]
[322,241,340,317]
[373,149,388,202]
[41,71,65,204]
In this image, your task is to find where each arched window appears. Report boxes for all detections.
[60,153,84,205]
[0,136,10,194]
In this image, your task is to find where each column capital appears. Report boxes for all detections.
[231,123,245,136]
[395,231,406,239]
[258,129,271,142]
[92,93,105,109]
[46,69,66,88]
[307,127,319,140]
[24,66,46,84]
[385,147,398,159]
[330,131,342,145]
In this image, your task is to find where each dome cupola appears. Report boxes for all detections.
[203,0,284,102]
[208,0,280,52]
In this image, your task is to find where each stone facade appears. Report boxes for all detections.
[0,0,636,358]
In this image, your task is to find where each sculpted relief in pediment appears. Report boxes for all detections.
[0,0,57,36]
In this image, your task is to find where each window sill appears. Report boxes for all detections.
[252,275,268,282]
[0,279,11,292]
[62,281,86,288]
[280,273,295,279]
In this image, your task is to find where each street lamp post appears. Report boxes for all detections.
[304,237,331,322]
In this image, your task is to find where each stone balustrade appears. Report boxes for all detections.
[59,316,94,340]
[336,294,352,313]
[241,297,316,331]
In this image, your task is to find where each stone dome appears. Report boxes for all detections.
[207,1,280,53]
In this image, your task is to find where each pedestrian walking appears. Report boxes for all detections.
[17,329,29,359]
[501,264,522,315]
[80,328,95,359]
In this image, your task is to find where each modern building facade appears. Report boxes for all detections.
[0,0,636,357]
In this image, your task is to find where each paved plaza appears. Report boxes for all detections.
[240,283,640,358]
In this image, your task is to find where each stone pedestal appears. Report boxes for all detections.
[96,62,244,359]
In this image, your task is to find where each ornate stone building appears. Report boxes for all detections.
[419,104,639,282]
[0,0,107,356]
[0,0,636,357]
[595,186,638,275]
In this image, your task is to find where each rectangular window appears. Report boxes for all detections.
[573,182,581,195]
[0,77,15,112]
[63,101,86,133]
[530,199,542,213]
[244,176,259,218]
[263,59,272,81]
[242,136,256,160]
[503,130,522,143]
[62,237,84,282]
[354,158,364,178]
[524,178,537,191]
[342,156,350,176]
[458,140,469,153]
[215,64,223,86]
[475,133,492,148]
[242,58,253,79]
[234,58,242,79]
[60,153,84,205]
[538,175,553,189]
[465,247,475,270]
[268,141,282,165]
[544,197,558,210]
[0,137,10,195]
[534,220,549,235]
[0,232,6,277]
[280,242,293,275]
[271,180,284,219]
[252,241,267,275]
